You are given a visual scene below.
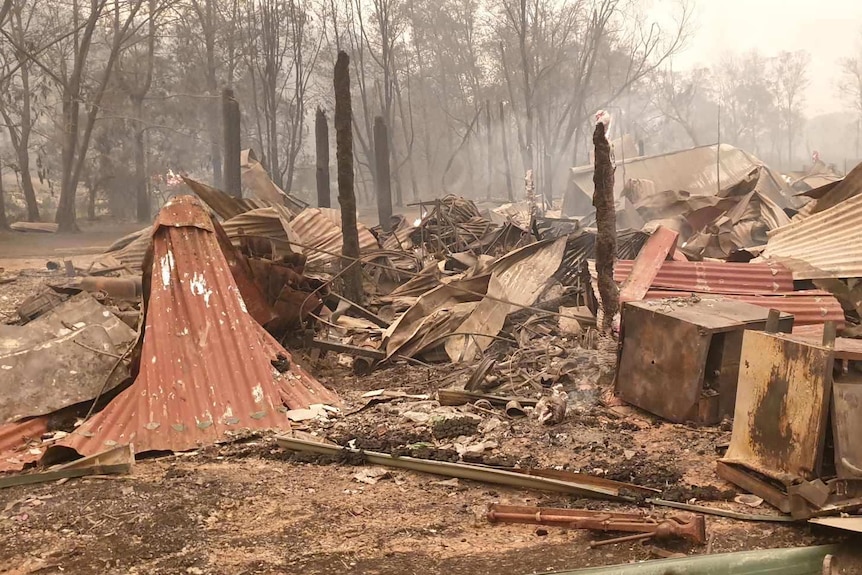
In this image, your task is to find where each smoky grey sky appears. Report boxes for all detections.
[665,0,862,116]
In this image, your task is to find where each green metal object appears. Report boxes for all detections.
[542,545,838,575]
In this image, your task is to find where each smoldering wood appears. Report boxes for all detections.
[374,116,393,232]
[334,50,364,304]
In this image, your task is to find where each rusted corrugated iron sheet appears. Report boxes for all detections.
[613,260,794,294]
[809,161,862,214]
[643,290,843,328]
[221,207,290,241]
[762,191,862,280]
[0,417,48,472]
[288,207,379,267]
[56,196,338,458]
[183,176,267,220]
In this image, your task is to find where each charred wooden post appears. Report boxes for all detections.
[593,118,617,334]
[374,116,393,232]
[500,102,515,202]
[315,107,331,208]
[334,51,364,304]
[222,87,242,198]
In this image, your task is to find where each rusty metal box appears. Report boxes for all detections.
[615,298,793,424]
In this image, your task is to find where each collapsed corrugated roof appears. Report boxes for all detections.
[565,144,796,215]
[807,161,862,214]
[54,195,339,457]
[761,190,862,280]
[590,259,842,328]
[642,290,843,328]
[613,260,794,294]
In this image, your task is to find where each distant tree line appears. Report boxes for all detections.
[0,0,858,230]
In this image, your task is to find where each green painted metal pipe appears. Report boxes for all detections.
[542,545,838,575]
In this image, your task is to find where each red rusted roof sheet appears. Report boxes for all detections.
[643,290,843,328]
[57,196,338,457]
[0,417,48,472]
[614,260,794,294]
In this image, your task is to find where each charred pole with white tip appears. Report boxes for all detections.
[593,115,617,334]
[334,51,364,304]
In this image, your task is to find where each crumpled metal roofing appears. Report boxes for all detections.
[565,144,796,215]
[643,289,843,328]
[762,190,862,280]
[55,195,339,457]
[808,161,862,214]
[287,207,379,268]
[613,259,794,294]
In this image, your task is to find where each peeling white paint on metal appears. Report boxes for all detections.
[189,272,213,306]
[252,384,264,404]
[160,250,175,288]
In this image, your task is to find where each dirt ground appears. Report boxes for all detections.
[0,226,859,575]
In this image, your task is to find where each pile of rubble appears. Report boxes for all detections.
[3,146,862,573]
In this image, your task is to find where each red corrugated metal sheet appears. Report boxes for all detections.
[57,195,339,457]
[0,417,48,472]
[643,290,843,328]
[614,260,794,294]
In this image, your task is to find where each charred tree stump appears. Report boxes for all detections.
[334,51,364,304]
[315,107,331,208]
[222,88,242,198]
[593,120,617,334]
[374,116,393,232]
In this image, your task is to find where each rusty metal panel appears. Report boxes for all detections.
[183,176,265,220]
[56,195,339,458]
[723,330,833,483]
[832,382,862,479]
[763,186,862,280]
[0,417,48,472]
[643,290,843,328]
[288,207,379,268]
[613,260,793,294]
[617,303,711,422]
[618,226,678,303]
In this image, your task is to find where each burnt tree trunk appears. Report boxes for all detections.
[374,116,393,232]
[222,88,242,198]
[133,97,149,222]
[334,51,364,304]
[0,165,8,230]
[315,107,331,208]
[485,101,493,200]
[593,121,617,334]
[87,180,97,220]
[500,102,514,202]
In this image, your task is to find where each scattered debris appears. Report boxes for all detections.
[486,504,707,546]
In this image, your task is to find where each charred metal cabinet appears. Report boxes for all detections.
[616,298,793,424]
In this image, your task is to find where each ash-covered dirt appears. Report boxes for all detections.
[1,257,861,574]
